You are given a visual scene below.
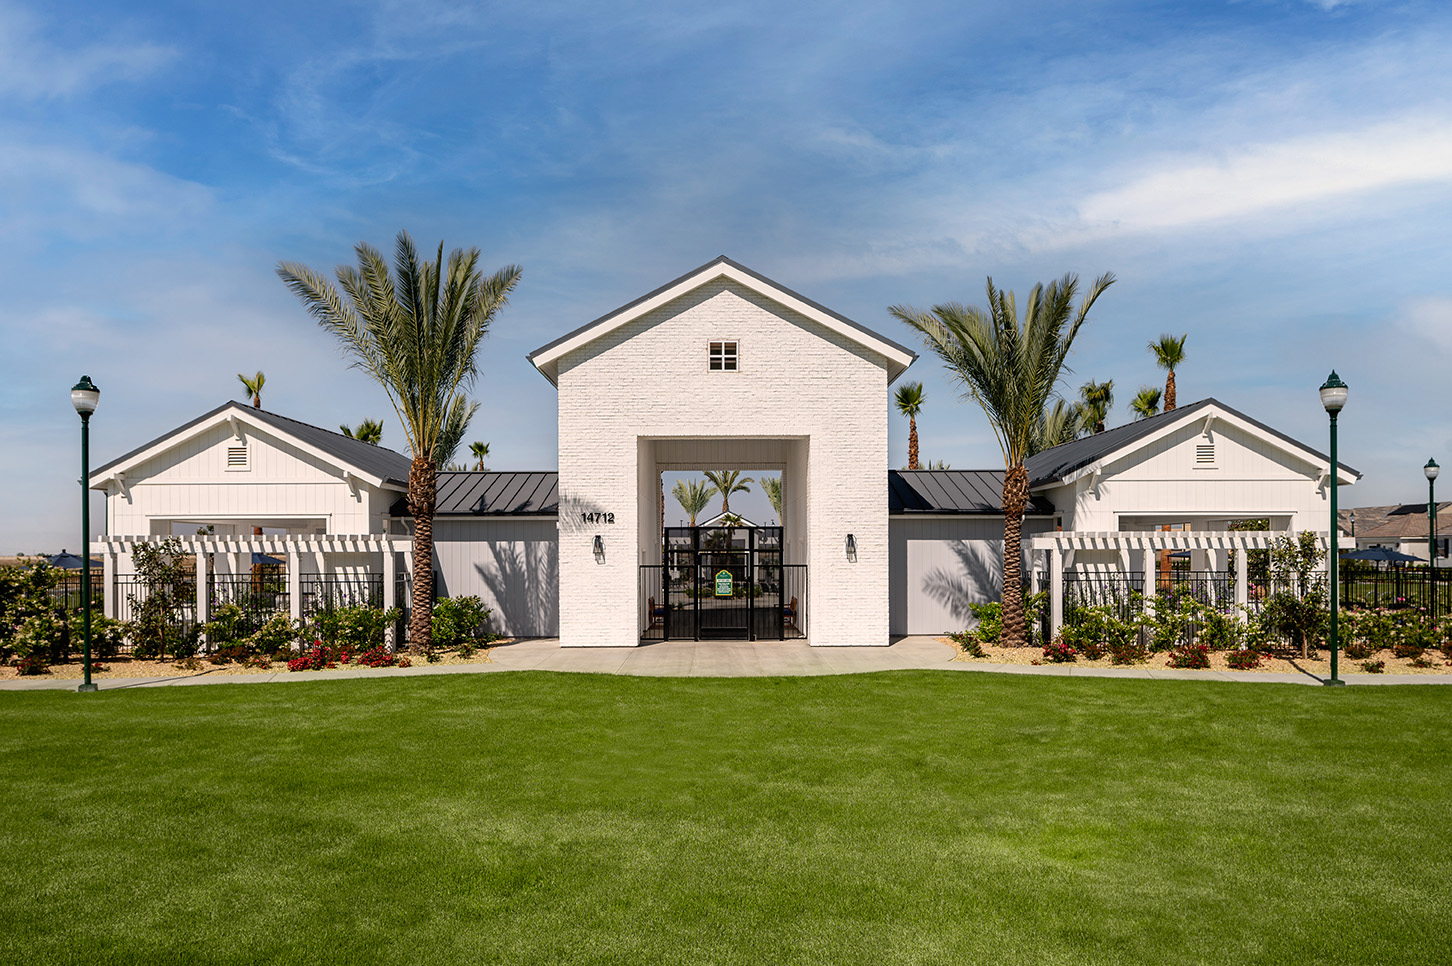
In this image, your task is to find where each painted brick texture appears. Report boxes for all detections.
[556,278,891,646]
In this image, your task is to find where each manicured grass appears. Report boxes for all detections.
[2,673,1450,965]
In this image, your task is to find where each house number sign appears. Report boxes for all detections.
[714,569,733,597]
[580,512,615,524]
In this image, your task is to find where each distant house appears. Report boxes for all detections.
[1346,502,1452,567]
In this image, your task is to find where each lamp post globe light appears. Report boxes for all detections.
[71,376,100,693]
[1319,372,1347,687]
[1427,458,1440,617]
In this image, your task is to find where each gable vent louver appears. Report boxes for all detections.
[226,445,250,470]
[1196,443,1215,465]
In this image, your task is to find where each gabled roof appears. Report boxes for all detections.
[889,470,1056,516]
[391,471,559,517]
[1022,398,1361,489]
[89,401,413,489]
[527,255,918,386]
[1357,506,1452,541]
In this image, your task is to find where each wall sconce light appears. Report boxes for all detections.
[593,534,604,561]
[845,533,857,560]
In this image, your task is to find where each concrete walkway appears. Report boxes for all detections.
[4,637,1450,691]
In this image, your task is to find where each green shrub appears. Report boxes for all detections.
[248,614,300,656]
[1146,594,1199,652]
[1042,641,1076,663]
[1196,607,1244,651]
[202,603,255,648]
[1359,659,1386,674]
[68,613,127,659]
[947,629,986,657]
[431,596,492,651]
[967,601,1002,644]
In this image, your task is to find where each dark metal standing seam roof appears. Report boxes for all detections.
[888,470,1055,515]
[391,471,560,516]
[1022,397,1362,488]
[89,400,414,487]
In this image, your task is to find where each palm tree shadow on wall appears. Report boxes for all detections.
[921,543,1004,628]
[475,542,559,638]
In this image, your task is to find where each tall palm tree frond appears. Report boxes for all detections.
[894,381,926,470]
[277,230,521,651]
[1078,379,1114,434]
[340,419,384,444]
[1149,333,1187,412]
[702,469,755,516]
[672,478,715,526]
[892,271,1115,647]
[1033,398,1083,454]
[238,371,265,408]
[760,476,783,524]
[469,441,490,471]
[1130,386,1162,420]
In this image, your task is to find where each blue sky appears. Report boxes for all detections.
[4,0,1452,551]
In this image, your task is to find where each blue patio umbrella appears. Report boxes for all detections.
[1340,547,1422,564]
[251,552,284,566]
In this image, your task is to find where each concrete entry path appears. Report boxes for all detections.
[6,637,1452,689]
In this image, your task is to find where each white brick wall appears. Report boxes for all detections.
[555,278,893,646]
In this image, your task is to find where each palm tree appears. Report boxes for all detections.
[703,469,754,516]
[672,478,714,526]
[340,419,384,444]
[892,271,1115,647]
[277,230,521,651]
[238,371,265,408]
[469,441,490,470]
[894,381,926,470]
[1129,386,1161,420]
[1078,379,1114,434]
[1149,334,1187,412]
[760,475,783,526]
[1033,398,1083,453]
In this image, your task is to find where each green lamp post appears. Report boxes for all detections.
[71,376,100,693]
[1319,372,1347,687]
[1427,458,1440,618]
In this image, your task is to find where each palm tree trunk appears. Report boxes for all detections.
[408,455,436,651]
[721,493,730,516]
[1164,370,1176,412]
[1001,464,1029,647]
[908,417,920,470]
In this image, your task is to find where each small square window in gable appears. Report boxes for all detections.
[226,444,250,471]
[709,341,738,371]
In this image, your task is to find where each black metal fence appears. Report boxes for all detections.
[1048,570,1260,648]
[300,574,383,618]
[639,563,807,641]
[1340,567,1452,615]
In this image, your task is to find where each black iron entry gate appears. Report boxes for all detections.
[641,526,806,641]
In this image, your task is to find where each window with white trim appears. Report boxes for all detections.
[226,445,250,471]
[709,341,738,371]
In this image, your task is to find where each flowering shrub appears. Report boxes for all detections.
[1168,643,1211,669]
[1359,659,1386,674]
[15,654,50,675]
[355,646,397,667]
[1109,639,1148,665]
[287,645,339,672]
[242,653,272,670]
[1196,607,1245,651]
[1042,641,1077,663]
[1392,642,1425,660]
[1410,655,1435,668]
[1226,648,1263,670]
[397,656,412,668]
[208,644,249,666]
[1343,638,1376,661]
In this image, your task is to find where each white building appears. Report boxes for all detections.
[88,257,1359,645]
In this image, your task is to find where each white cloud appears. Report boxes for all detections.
[1075,118,1452,235]
[0,4,173,99]
[1398,296,1452,355]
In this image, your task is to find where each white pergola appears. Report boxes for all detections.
[1028,530,1329,638]
[92,534,415,633]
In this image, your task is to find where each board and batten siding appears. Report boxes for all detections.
[427,518,559,638]
[889,516,1058,636]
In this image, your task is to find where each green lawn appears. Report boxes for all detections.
[2,673,1450,966]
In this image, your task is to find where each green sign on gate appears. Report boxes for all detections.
[714,569,733,597]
